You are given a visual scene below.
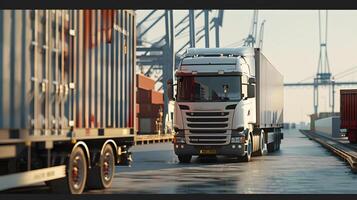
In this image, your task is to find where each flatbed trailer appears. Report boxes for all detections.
[0,10,136,194]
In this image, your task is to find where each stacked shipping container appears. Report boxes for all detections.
[136,74,164,134]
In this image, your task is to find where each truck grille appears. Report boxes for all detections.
[187,123,228,128]
[187,118,228,122]
[186,112,229,116]
[189,129,227,134]
[188,135,227,144]
[185,111,231,145]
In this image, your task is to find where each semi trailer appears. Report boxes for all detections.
[168,47,284,163]
[0,10,136,194]
[340,89,357,143]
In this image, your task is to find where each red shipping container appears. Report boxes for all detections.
[136,74,155,90]
[136,88,151,104]
[151,90,164,104]
[340,89,357,143]
[138,104,163,118]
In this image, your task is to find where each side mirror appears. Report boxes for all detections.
[167,79,175,101]
[248,84,255,98]
[248,77,256,84]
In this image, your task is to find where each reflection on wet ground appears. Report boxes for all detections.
[5,129,357,194]
[89,129,357,194]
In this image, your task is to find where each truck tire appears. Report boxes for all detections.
[239,134,252,162]
[49,147,88,194]
[276,140,281,151]
[87,144,115,189]
[255,131,264,156]
[267,142,275,153]
[178,155,192,163]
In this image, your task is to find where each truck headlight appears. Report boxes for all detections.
[230,136,245,144]
[174,136,186,144]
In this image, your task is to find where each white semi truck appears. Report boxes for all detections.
[167,47,284,163]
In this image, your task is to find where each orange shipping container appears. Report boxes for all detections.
[136,74,155,90]
[151,90,164,104]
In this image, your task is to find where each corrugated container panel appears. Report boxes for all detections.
[136,74,155,90]
[340,89,357,129]
[0,9,136,135]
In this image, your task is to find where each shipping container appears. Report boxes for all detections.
[137,88,163,105]
[315,116,342,138]
[137,88,152,104]
[0,9,136,194]
[136,73,155,90]
[138,104,163,118]
[151,90,164,104]
[340,89,357,143]
[138,117,162,134]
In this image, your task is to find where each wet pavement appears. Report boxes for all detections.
[87,129,357,194]
[5,129,357,194]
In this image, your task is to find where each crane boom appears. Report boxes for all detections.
[258,20,266,50]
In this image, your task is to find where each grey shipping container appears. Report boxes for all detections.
[0,10,136,194]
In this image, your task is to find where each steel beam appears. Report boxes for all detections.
[204,10,210,48]
[162,10,174,133]
[284,81,357,86]
[189,10,196,47]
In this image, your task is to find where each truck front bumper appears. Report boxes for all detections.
[173,143,246,157]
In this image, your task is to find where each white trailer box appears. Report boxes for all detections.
[255,49,284,128]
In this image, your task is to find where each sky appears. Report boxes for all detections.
[136,10,357,123]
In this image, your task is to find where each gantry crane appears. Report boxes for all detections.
[243,10,259,47]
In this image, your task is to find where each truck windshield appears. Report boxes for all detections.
[176,76,242,102]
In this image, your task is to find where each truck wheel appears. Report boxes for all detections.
[178,155,192,163]
[267,142,275,153]
[49,147,88,194]
[276,140,281,151]
[255,131,264,156]
[240,134,252,162]
[87,144,115,189]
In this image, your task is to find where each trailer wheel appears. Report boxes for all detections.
[49,147,88,194]
[178,155,192,163]
[87,144,115,189]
